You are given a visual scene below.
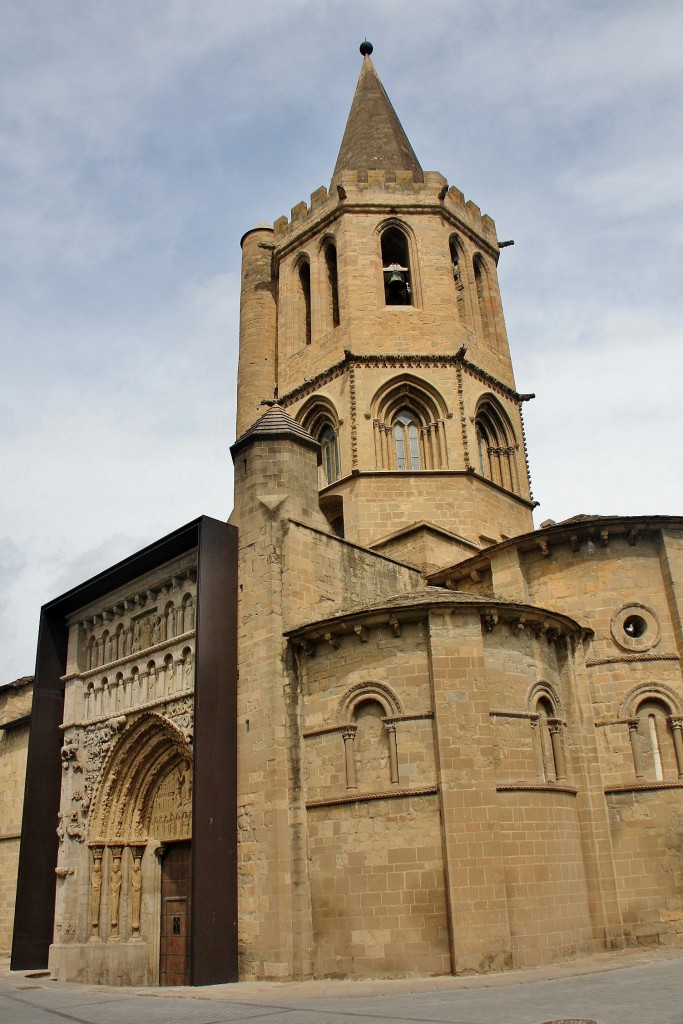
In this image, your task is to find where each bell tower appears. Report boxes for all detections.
[236,43,535,570]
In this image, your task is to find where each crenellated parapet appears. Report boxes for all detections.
[270,170,499,255]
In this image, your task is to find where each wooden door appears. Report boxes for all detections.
[159,841,192,985]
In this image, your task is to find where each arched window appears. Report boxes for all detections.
[323,241,340,329]
[635,699,678,781]
[320,424,340,484]
[449,233,468,324]
[393,408,421,470]
[531,690,567,783]
[381,226,412,305]
[372,375,448,471]
[298,259,312,345]
[475,397,520,494]
[298,397,342,489]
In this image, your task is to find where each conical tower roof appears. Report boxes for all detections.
[231,403,319,457]
[332,51,423,184]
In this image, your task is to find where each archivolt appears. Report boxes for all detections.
[336,681,403,723]
[88,713,192,844]
[620,682,682,719]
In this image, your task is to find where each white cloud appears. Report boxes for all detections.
[1,0,682,678]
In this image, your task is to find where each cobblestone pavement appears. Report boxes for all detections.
[2,948,683,1024]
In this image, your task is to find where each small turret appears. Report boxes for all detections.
[236,224,277,438]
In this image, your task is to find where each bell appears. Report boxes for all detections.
[386,269,408,305]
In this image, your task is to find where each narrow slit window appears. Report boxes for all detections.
[299,260,311,345]
[325,243,340,328]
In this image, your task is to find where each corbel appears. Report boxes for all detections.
[628,529,639,546]
[569,535,579,553]
[471,569,481,583]
[483,611,499,633]
[324,632,340,650]
[354,624,369,643]
[388,615,401,637]
[600,529,609,547]
[539,539,550,558]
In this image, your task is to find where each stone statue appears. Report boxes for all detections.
[89,847,103,940]
[130,848,143,939]
[109,848,123,940]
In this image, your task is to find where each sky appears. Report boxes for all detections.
[2,0,682,680]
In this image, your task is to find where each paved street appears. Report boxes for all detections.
[2,948,683,1024]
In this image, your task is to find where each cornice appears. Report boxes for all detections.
[586,652,679,668]
[278,349,529,409]
[306,786,438,810]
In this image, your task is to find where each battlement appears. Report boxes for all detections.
[270,170,498,248]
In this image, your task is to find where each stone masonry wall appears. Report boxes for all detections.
[0,679,32,955]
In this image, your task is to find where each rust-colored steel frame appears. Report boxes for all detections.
[11,516,238,985]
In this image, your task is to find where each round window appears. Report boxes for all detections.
[610,604,660,653]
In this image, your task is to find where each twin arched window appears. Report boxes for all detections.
[320,424,340,485]
[372,376,448,472]
[293,240,340,348]
[475,398,520,495]
[298,399,341,488]
[393,408,421,470]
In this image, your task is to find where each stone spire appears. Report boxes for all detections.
[332,48,424,184]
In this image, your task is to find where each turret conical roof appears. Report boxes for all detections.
[332,54,423,184]
[230,403,319,458]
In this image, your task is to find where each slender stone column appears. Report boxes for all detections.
[385,723,399,784]
[670,718,683,779]
[548,720,567,781]
[342,726,357,789]
[628,718,645,779]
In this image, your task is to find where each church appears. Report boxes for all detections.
[8,43,683,986]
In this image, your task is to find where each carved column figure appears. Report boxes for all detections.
[669,717,683,778]
[184,598,195,631]
[113,676,123,713]
[166,658,176,696]
[130,846,144,940]
[384,721,400,784]
[628,718,645,779]
[109,846,123,942]
[89,846,104,941]
[341,726,357,789]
